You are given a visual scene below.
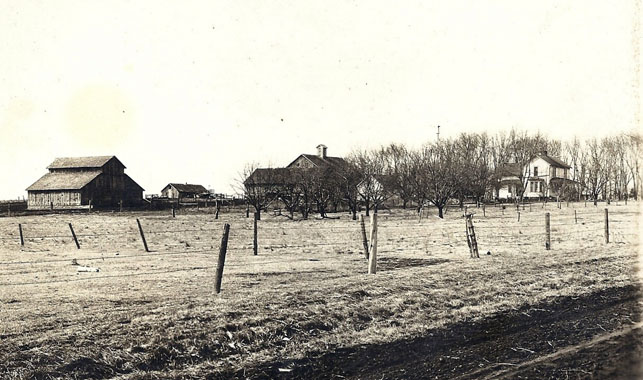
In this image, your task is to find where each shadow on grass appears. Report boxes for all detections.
[219,285,641,380]
[377,257,449,271]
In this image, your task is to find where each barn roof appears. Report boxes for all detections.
[165,183,208,193]
[286,154,348,169]
[26,171,102,191]
[47,156,123,169]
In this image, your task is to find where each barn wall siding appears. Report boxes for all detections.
[28,191,82,209]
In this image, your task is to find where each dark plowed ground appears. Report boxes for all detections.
[219,285,642,379]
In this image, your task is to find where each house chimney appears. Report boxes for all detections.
[541,150,548,156]
[317,144,327,159]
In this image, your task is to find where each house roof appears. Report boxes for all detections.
[286,154,348,169]
[26,171,102,191]
[47,156,123,169]
[536,153,571,169]
[244,168,300,186]
[165,183,208,193]
[496,163,522,177]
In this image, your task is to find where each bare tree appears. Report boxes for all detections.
[453,133,493,206]
[583,138,611,205]
[423,140,460,219]
[238,163,282,220]
[348,149,388,216]
[380,143,415,208]
[624,131,642,199]
[336,161,362,220]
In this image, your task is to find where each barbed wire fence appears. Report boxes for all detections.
[0,202,637,290]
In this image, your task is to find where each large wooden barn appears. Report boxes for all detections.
[26,156,144,209]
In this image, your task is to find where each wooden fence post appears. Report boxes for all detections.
[119,200,123,212]
[368,213,377,274]
[215,200,220,219]
[246,203,250,218]
[18,223,24,247]
[545,213,551,250]
[214,223,231,294]
[7,203,10,217]
[465,214,479,258]
[574,209,577,224]
[69,223,80,249]
[482,204,486,217]
[604,208,609,244]
[136,218,150,252]
[253,212,258,255]
[172,206,176,218]
[359,214,369,259]
[517,211,520,222]
[88,200,92,213]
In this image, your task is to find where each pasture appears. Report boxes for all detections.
[0,202,641,379]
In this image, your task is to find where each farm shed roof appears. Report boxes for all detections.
[166,183,208,193]
[47,156,123,169]
[26,171,102,191]
[536,153,571,169]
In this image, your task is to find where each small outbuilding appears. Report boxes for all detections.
[161,183,208,199]
[26,156,144,209]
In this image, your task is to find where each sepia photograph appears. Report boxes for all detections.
[1,1,641,379]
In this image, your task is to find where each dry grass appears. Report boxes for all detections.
[0,202,639,378]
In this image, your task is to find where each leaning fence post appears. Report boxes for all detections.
[368,213,377,274]
[604,208,609,244]
[214,223,231,294]
[18,223,24,247]
[136,218,150,252]
[545,212,551,250]
[253,212,258,255]
[465,214,479,258]
[69,223,80,249]
[359,214,369,259]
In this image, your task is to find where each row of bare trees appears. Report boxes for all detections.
[240,129,642,219]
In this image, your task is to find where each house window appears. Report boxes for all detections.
[533,167,538,176]
[529,182,534,192]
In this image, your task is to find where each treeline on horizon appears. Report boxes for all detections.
[241,129,642,219]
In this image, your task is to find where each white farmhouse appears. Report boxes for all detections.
[497,151,573,200]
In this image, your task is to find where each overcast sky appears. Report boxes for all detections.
[1,1,640,199]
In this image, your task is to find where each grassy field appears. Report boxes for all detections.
[0,202,640,379]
